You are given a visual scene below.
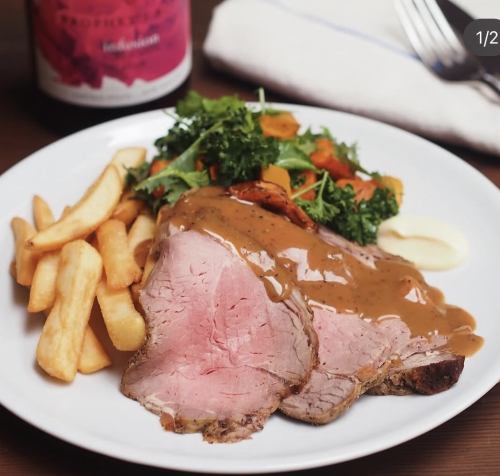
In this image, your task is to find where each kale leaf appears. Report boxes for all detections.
[197,106,279,185]
[133,168,209,213]
[328,187,398,245]
[294,172,399,245]
[275,141,318,172]
[296,172,340,223]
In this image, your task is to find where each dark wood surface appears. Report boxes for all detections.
[0,1,499,475]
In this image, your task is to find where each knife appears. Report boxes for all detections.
[437,0,500,74]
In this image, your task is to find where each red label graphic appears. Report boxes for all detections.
[33,0,190,89]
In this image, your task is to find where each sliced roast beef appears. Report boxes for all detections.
[280,310,463,424]
[280,312,395,423]
[280,226,465,424]
[121,230,317,443]
[123,187,474,440]
[368,351,465,396]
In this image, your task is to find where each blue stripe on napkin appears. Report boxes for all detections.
[263,0,418,60]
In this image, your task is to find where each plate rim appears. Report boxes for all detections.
[1,103,499,473]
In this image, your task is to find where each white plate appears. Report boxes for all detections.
[1,105,499,474]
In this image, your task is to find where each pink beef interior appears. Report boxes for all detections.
[280,310,427,421]
[121,230,316,443]
[280,230,464,424]
[122,204,466,442]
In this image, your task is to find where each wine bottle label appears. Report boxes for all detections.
[32,0,191,107]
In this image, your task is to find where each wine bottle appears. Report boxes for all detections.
[26,0,192,133]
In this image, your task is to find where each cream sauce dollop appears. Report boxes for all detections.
[377,215,468,271]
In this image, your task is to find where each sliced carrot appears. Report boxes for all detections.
[259,112,300,139]
[379,175,404,205]
[149,158,170,176]
[315,137,335,154]
[150,159,171,198]
[310,138,354,180]
[337,178,377,202]
[261,165,292,196]
[328,159,354,180]
[310,149,354,180]
[292,170,317,200]
[310,149,332,170]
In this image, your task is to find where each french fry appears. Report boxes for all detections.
[97,219,141,289]
[33,195,55,231]
[112,196,145,226]
[11,217,38,286]
[9,260,16,279]
[36,240,102,382]
[110,147,146,185]
[60,205,72,219]
[96,280,146,351]
[28,251,60,313]
[128,214,156,268]
[28,198,59,312]
[78,326,111,374]
[28,165,122,252]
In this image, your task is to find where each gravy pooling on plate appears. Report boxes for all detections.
[165,187,482,357]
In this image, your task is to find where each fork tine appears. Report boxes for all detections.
[413,0,455,66]
[396,0,490,86]
[394,0,439,67]
[423,0,468,62]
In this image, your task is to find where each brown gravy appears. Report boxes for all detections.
[167,187,483,357]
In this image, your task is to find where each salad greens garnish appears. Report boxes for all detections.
[127,89,399,245]
[294,172,398,245]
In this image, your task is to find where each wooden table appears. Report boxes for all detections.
[1,1,499,475]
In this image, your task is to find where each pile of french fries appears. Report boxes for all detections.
[10,148,158,383]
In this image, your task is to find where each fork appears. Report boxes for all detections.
[395,0,500,96]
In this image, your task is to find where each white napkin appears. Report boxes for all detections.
[203,0,500,156]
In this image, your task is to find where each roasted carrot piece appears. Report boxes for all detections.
[261,165,292,196]
[337,178,377,202]
[310,149,331,170]
[149,159,170,198]
[259,112,300,139]
[379,175,404,205]
[315,137,335,154]
[292,170,317,200]
[149,158,170,176]
[310,138,354,180]
[310,149,354,180]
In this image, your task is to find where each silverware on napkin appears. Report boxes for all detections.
[394,0,500,95]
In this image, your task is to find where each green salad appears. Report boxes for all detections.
[127,90,401,245]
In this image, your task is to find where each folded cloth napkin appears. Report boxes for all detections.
[204,0,500,156]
